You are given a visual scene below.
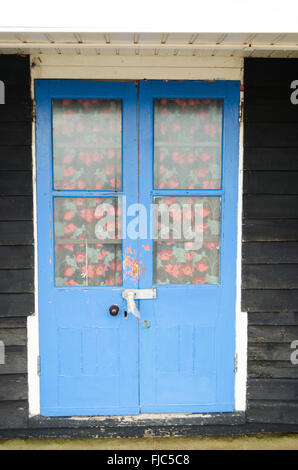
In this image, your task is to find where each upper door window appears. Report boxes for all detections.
[52,99,122,191]
[154,98,222,190]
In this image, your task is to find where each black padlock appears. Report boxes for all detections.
[109,304,120,316]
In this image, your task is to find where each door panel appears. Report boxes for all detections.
[36,81,139,416]
[139,81,240,413]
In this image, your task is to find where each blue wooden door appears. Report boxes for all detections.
[36,81,139,416]
[36,79,239,416]
[138,81,240,413]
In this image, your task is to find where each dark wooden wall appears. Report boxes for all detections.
[0,55,33,429]
[243,58,298,424]
[0,55,298,436]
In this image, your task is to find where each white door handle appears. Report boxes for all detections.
[123,291,140,319]
[122,289,156,319]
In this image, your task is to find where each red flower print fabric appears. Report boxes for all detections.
[54,197,122,287]
[154,99,222,189]
[52,99,122,191]
[153,196,220,285]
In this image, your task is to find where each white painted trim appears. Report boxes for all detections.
[31,55,242,81]
[27,54,246,415]
[8,41,298,52]
[27,74,40,416]
[234,79,248,411]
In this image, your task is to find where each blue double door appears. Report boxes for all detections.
[36,80,240,416]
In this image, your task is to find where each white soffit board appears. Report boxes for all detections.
[1,32,298,57]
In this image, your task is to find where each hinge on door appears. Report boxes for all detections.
[37,355,41,376]
[32,100,37,123]
[238,100,244,123]
[234,353,238,373]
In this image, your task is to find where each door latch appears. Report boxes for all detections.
[122,289,156,319]
[122,288,156,300]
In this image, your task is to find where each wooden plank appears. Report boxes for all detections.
[243,219,298,241]
[0,147,32,171]
[0,317,27,328]
[248,378,298,400]
[243,171,298,195]
[0,319,27,373]
[0,346,27,375]
[243,265,298,289]
[244,86,291,100]
[242,289,298,312]
[2,421,298,439]
[0,246,33,268]
[29,412,245,430]
[247,400,298,424]
[0,197,32,221]
[0,400,28,429]
[244,99,298,123]
[34,66,242,81]
[32,55,243,68]
[0,328,27,346]
[245,123,298,147]
[244,58,298,88]
[248,361,298,379]
[244,148,298,171]
[248,312,298,325]
[248,325,298,343]
[0,375,27,401]
[0,123,31,146]
[243,195,298,219]
[0,55,30,83]
[0,104,32,123]
[0,221,33,245]
[0,269,34,293]
[248,342,294,361]
[0,294,34,317]
[0,172,32,196]
[2,84,31,106]
[242,242,298,264]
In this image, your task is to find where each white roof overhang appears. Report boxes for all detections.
[1,32,298,57]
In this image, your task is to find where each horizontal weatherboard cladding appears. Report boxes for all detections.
[0,55,32,430]
[243,58,298,424]
[0,54,298,435]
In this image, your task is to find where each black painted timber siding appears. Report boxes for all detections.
[1,55,298,437]
[0,55,33,430]
[243,58,298,425]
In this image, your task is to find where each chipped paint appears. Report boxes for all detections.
[123,245,145,281]
[142,244,151,251]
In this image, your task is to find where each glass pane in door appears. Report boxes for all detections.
[154,99,222,189]
[153,196,221,285]
[52,99,122,191]
[54,197,122,286]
